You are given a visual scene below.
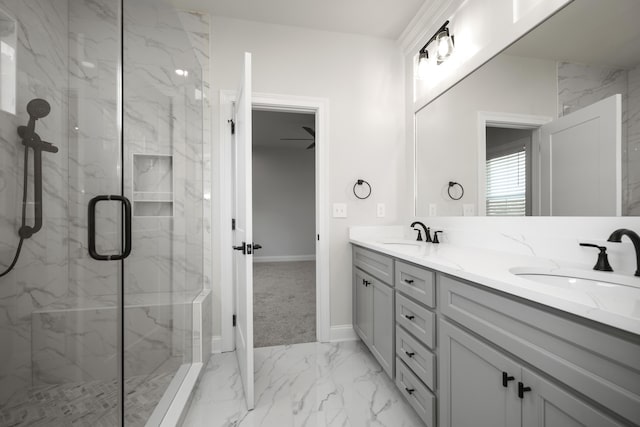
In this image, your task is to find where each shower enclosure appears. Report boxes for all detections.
[0,0,205,425]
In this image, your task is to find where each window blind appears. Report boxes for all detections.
[486,149,526,216]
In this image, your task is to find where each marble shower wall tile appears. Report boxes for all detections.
[557,61,638,216]
[0,0,70,403]
[627,66,640,215]
[32,300,190,386]
[32,307,118,385]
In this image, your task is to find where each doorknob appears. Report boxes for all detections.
[233,242,246,254]
[252,243,262,250]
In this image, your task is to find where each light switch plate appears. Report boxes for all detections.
[377,203,386,218]
[333,203,347,218]
[429,203,437,217]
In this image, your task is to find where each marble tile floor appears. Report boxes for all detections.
[0,370,175,427]
[181,341,425,427]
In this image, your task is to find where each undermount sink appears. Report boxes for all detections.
[378,240,425,254]
[509,266,640,288]
[509,266,640,317]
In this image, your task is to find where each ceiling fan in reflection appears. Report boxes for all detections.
[280,126,315,149]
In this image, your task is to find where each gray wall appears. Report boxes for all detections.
[253,146,315,260]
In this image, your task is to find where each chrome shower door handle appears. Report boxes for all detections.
[88,195,132,261]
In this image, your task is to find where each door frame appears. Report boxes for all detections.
[476,111,552,216]
[219,91,330,351]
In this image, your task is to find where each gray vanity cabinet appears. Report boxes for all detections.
[440,319,625,427]
[521,368,625,427]
[353,268,373,345]
[352,246,394,378]
[439,274,638,427]
[439,319,522,427]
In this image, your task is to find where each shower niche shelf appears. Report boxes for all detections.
[132,153,173,217]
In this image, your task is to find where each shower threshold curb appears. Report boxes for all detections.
[146,362,204,427]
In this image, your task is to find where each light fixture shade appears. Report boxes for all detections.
[417,51,429,79]
[436,30,454,63]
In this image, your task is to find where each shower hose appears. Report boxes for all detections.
[0,146,29,278]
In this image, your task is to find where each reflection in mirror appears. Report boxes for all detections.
[415,0,640,216]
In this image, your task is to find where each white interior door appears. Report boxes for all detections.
[539,94,621,216]
[233,52,254,410]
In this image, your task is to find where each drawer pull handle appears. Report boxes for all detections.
[404,315,415,321]
[502,372,515,387]
[405,351,415,358]
[404,279,414,284]
[518,382,532,398]
[405,387,415,395]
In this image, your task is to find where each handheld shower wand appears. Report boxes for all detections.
[1,98,56,277]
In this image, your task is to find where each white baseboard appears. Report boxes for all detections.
[254,255,316,263]
[211,335,222,354]
[329,324,358,342]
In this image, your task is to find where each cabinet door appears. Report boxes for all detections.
[354,269,373,345]
[371,280,394,377]
[440,320,521,427]
[522,368,625,427]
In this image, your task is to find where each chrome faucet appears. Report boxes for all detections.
[410,221,431,242]
[607,229,640,277]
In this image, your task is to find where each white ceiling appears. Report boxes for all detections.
[252,110,315,149]
[171,0,426,39]
[505,0,640,69]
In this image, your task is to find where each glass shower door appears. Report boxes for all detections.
[121,0,204,424]
[0,0,124,425]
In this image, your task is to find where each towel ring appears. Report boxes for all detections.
[353,179,372,200]
[447,181,464,200]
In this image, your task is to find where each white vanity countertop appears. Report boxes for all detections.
[350,228,640,336]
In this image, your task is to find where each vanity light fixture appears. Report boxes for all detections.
[435,26,454,63]
[417,20,455,69]
[175,69,188,77]
[417,50,429,79]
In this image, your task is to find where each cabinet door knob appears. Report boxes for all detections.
[502,372,515,387]
[404,314,415,320]
[518,382,532,398]
[405,351,415,358]
[405,387,415,395]
[404,279,414,284]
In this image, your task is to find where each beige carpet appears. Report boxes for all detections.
[253,261,316,348]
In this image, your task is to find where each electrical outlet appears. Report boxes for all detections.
[463,204,475,216]
[333,203,347,218]
[377,203,386,218]
[429,203,437,217]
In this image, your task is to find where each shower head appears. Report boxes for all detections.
[26,98,50,119]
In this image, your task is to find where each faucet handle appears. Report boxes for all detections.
[433,231,443,244]
[579,243,613,272]
[414,228,423,241]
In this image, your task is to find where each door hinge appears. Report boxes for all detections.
[228,119,235,135]
[232,218,236,230]
[232,314,236,327]
[317,234,320,241]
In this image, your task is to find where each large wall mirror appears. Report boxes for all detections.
[415,0,640,216]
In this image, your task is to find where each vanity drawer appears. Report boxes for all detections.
[395,260,435,308]
[353,246,394,285]
[396,325,436,390]
[396,293,435,349]
[396,357,436,427]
